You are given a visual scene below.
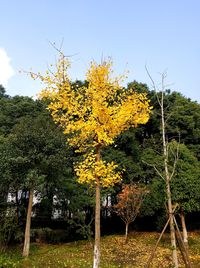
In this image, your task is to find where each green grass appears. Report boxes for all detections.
[1,232,200,267]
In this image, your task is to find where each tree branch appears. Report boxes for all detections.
[142,160,165,181]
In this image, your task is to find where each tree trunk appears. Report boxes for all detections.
[161,90,178,268]
[93,182,100,268]
[22,189,33,257]
[93,145,101,268]
[166,179,178,267]
[125,222,129,243]
[15,191,19,225]
[180,210,188,248]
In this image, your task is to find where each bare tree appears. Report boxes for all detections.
[146,69,179,267]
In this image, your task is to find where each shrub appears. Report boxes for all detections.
[31,228,70,244]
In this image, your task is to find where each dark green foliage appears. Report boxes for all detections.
[0,94,46,136]
[170,142,200,213]
[0,81,200,244]
[31,228,70,243]
[0,210,23,250]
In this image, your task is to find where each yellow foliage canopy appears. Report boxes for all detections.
[33,53,151,187]
[75,151,122,187]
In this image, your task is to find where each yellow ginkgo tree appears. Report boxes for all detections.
[31,52,151,268]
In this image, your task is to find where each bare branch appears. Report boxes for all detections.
[145,65,162,107]
[169,141,180,181]
[142,160,165,181]
[48,40,79,58]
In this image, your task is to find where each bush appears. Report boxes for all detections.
[0,209,23,250]
[31,228,70,244]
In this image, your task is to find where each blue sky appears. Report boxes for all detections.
[0,0,200,102]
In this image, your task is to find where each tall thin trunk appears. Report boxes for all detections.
[15,191,19,225]
[161,91,178,268]
[93,145,101,268]
[166,177,178,267]
[180,210,188,248]
[125,222,129,243]
[22,189,33,257]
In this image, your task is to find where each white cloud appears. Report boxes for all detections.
[0,48,15,87]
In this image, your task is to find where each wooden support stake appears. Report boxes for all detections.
[145,204,178,268]
[173,216,192,268]
[145,217,170,268]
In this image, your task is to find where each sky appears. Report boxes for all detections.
[0,0,200,102]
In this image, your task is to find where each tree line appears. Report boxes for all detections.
[0,75,199,265]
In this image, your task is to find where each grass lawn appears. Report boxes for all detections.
[0,232,200,267]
